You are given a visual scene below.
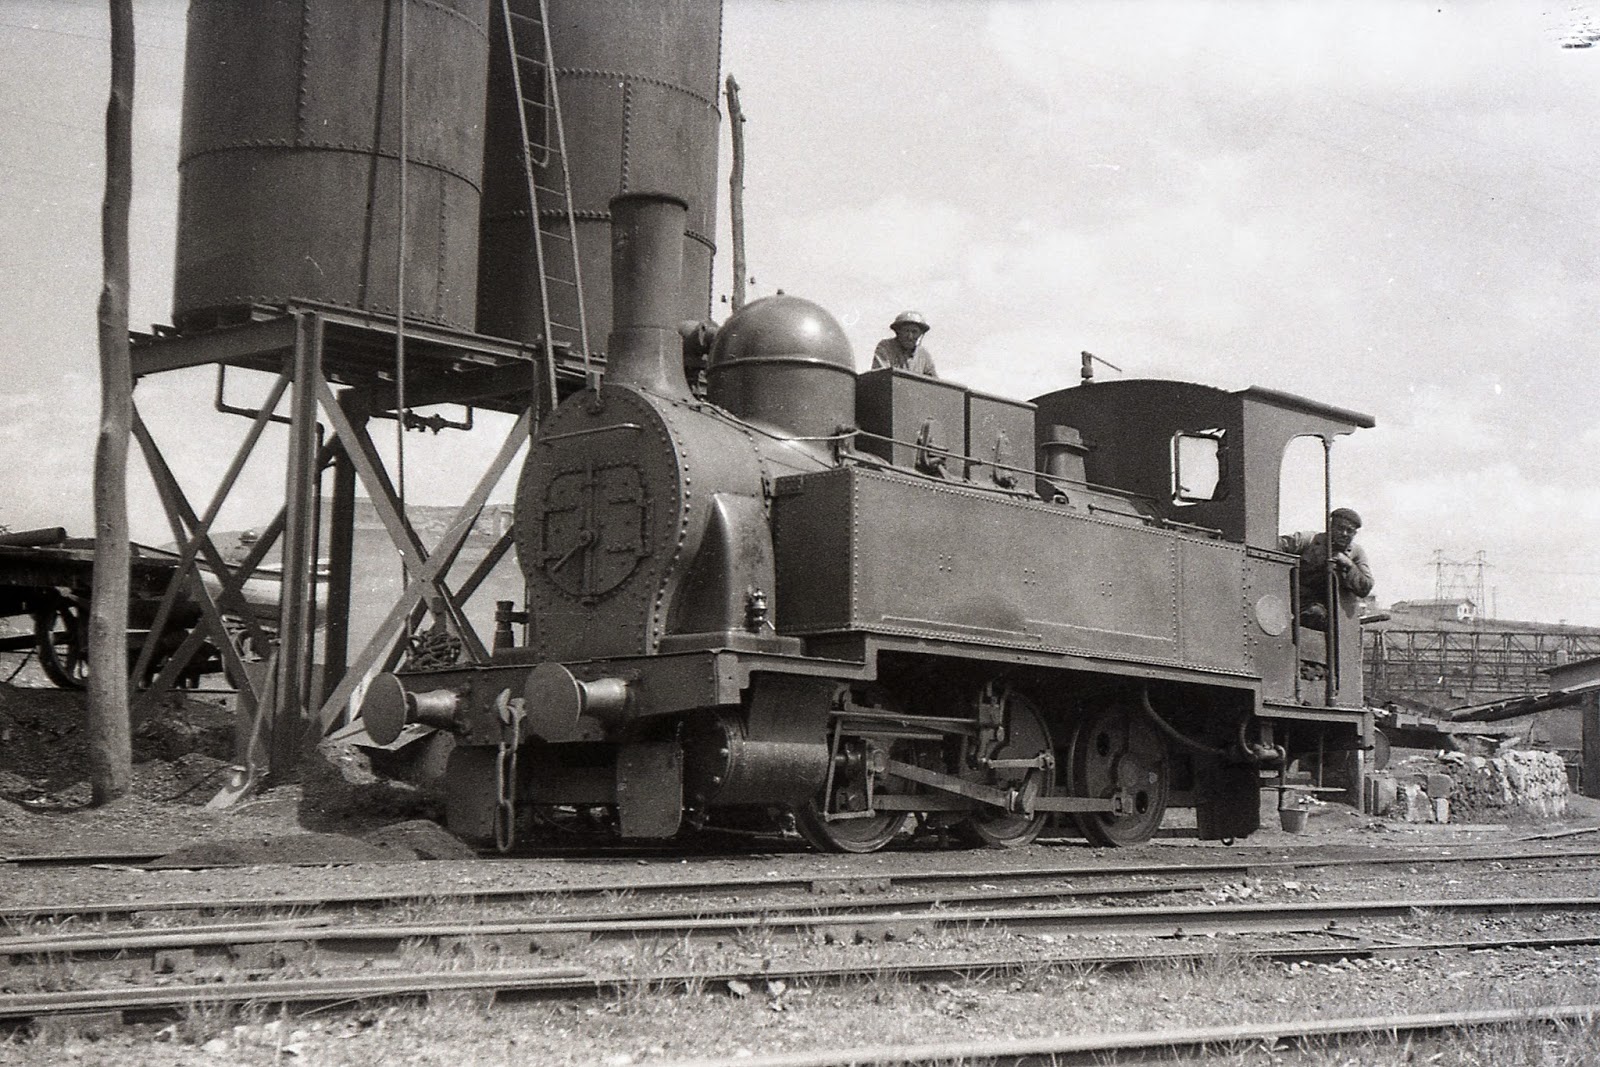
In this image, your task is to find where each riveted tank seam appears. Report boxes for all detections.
[620,79,633,191]
[850,470,860,626]
[1169,539,1181,643]
[779,622,1249,675]
[849,467,1238,547]
[178,143,484,191]
[411,0,490,35]
[295,0,311,143]
[652,400,694,650]
[162,293,475,331]
[558,68,718,109]
[1241,569,1256,672]
[435,188,449,316]
[530,207,715,252]
[644,393,675,654]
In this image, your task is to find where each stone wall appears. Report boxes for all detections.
[1369,749,1569,823]
[1440,750,1569,820]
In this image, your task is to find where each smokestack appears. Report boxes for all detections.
[606,192,692,400]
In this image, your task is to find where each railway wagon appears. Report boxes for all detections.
[360,192,1375,853]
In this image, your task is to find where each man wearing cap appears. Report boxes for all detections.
[1279,508,1374,629]
[872,311,938,377]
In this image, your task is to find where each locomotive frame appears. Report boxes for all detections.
[361,192,1377,853]
[125,1,1375,843]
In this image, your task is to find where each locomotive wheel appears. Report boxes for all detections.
[34,601,89,690]
[794,803,909,854]
[794,733,912,854]
[954,691,1055,849]
[1067,703,1170,847]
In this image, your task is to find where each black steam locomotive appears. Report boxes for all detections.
[361,191,1376,853]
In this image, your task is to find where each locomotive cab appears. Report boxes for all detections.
[1032,380,1376,808]
[1032,379,1375,702]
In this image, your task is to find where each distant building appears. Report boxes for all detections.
[1391,597,1476,623]
[1546,657,1600,797]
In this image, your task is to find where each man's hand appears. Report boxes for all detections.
[1332,552,1354,571]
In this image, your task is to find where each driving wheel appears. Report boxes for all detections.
[1067,702,1170,847]
[954,690,1055,849]
[794,735,911,854]
[794,802,910,854]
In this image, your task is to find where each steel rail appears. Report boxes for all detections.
[0,841,794,871]
[0,968,586,1025]
[0,882,1212,970]
[8,843,1600,924]
[5,931,1600,1031]
[6,896,1600,974]
[0,872,1199,927]
[660,1005,1600,1067]
[0,851,168,868]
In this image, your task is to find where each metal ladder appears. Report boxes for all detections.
[497,0,592,413]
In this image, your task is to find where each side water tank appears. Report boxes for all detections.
[477,0,723,354]
[172,0,491,332]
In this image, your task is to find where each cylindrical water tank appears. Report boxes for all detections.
[173,0,492,332]
[477,0,722,353]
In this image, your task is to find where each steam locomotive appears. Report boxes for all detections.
[360,191,1376,853]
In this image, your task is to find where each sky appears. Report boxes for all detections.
[1,0,1598,625]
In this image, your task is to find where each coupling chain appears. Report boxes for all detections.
[493,690,527,853]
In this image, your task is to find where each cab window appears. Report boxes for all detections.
[1171,430,1225,504]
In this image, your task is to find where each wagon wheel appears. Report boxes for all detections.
[1066,702,1170,847]
[794,735,911,854]
[34,599,88,690]
[953,691,1055,849]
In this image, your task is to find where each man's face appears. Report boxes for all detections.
[1331,517,1358,549]
[893,324,924,351]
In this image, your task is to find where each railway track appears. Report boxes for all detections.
[6,835,1599,873]
[661,1005,1600,1067]
[5,893,1599,987]
[9,843,1600,926]
[8,839,1600,1044]
[5,918,1600,1033]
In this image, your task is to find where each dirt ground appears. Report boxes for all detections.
[0,653,441,860]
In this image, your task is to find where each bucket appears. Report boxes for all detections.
[1279,808,1309,834]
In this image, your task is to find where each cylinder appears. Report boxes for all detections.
[172,0,491,332]
[476,0,723,352]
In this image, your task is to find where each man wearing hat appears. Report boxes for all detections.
[1279,507,1374,629]
[872,311,938,377]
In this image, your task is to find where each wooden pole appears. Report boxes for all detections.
[88,0,136,805]
[725,75,747,312]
